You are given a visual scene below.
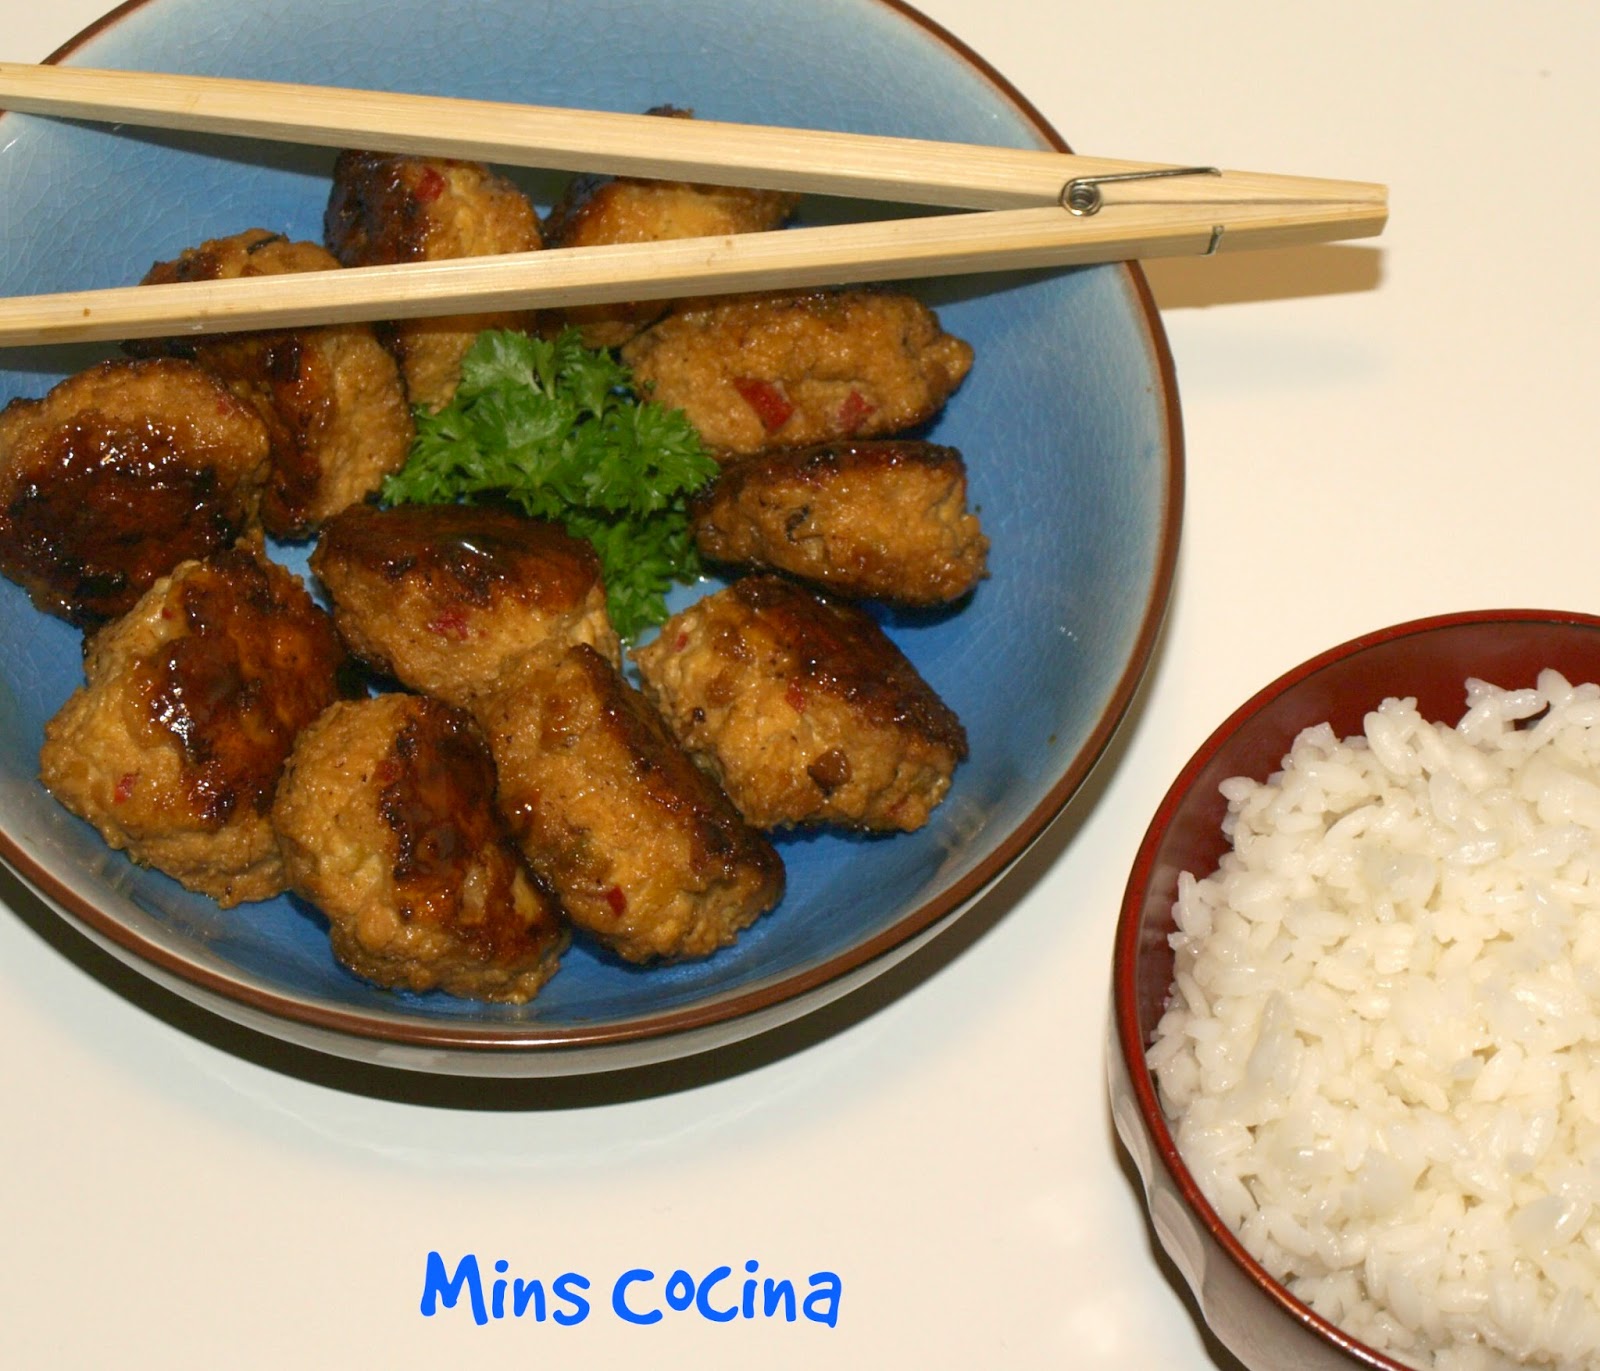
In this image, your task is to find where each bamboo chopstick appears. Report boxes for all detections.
[0,64,1388,346]
[0,198,1387,347]
[0,62,1381,212]
[16,62,1063,208]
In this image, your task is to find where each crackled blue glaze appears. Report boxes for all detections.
[0,0,1180,1069]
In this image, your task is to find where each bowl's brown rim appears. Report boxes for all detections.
[1111,608,1600,1369]
[0,0,1185,1057]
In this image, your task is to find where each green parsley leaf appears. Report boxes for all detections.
[381,329,718,640]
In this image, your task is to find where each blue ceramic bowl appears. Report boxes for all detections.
[0,0,1181,1075]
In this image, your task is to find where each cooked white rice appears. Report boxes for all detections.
[1149,670,1600,1371]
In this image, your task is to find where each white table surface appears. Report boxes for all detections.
[3,2,1596,1366]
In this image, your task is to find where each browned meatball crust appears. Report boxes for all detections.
[273,693,567,1003]
[311,502,618,708]
[474,643,784,963]
[0,358,270,627]
[691,439,988,605]
[620,289,973,456]
[633,575,966,832]
[543,107,799,349]
[38,537,349,905]
[324,152,544,410]
[135,229,414,538]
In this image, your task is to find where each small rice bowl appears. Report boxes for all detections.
[1148,670,1600,1370]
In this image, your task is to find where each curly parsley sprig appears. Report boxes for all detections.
[381,329,718,639]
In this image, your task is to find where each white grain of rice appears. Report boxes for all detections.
[1151,670,1600,1370]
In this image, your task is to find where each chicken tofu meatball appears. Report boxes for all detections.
[474,643,785,963]
[633,575,966,831]
[691,439,988,605]
[311,502,618,708]
[543,106,799,349]
[38,537,349,905]
[135,229,414,539]
[324,152,544,410]
[273,693,567,1003]
[0,358,270,627]
[620,289,973,456]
